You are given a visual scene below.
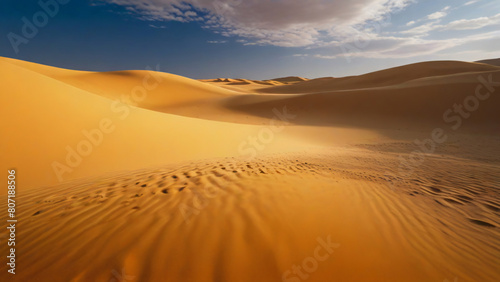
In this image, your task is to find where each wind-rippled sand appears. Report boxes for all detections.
[2,147,500,281]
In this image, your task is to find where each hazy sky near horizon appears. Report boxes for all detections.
[1,0,499,79]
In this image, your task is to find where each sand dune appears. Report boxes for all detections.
[269,76,308,83]
[476,58,500,67]
[201,76,308,93]
[1,57,500,282]
[1,147,499,281]
[161,68,500,133]
[1,57,238,110]
[0,57,305,190]
[226,70,500,130]
[258,61,500,94]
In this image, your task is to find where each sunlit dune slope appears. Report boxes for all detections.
[1,57,237,110]
[258,61,500,94]
[0,58,302,190]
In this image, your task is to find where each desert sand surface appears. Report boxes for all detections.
[1,57,500,281]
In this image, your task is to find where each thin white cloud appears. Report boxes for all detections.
[464,0,480,6]
[149,24,167,28]
[399,5,450,34]
[308,38,453,59]
[427,6,450,20]
[401,13,500,35]
[443,13,500,30]
[401,21,439,35]
[295,30,500,60]
[207,40,227,44]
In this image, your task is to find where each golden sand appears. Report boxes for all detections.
[1,57,499,281]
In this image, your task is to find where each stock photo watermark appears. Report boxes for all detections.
[6,169,17,275]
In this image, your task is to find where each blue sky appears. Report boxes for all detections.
[1,0,499,79]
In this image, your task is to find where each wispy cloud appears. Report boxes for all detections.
[443,13,500,30]
[401,5,451,31]
[149,24,167,29]
[427,6,450,20]
[402,12,500,35]
[293,30,500,60]
[464,0,481,6]
[207,40,227,44]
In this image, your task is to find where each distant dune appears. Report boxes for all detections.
[258,60,500,94]
[476,58,500,67]
[1,57,500,282]
[225,69,500,130]
[175,61,500,131]
[268,76,308,83]
[200,76,308,92]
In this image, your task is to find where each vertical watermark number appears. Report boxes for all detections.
[7,169,17,275]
